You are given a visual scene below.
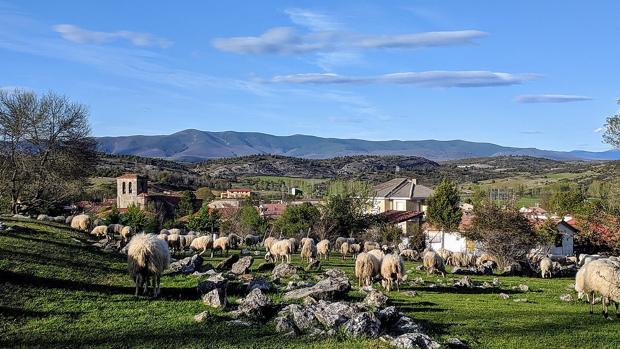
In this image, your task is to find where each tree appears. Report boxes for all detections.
[187,206,220,233]
[470,186,489,208]
[195,187,215,202]
[176,191,197,218]
[121,204,158,233]
[603,100,620,147]
[426,178,462,249]
[545,188,586,215]
[239,204,264,234]
[465,203,538,270]
[0,89,97,213]
[275,203,320,237]
[317,187,373,241]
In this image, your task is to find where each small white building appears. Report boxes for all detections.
[549,221,578,256]
[423,211,475,253]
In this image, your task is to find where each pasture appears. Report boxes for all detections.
[1,219,619,348]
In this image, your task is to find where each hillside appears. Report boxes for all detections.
[96,129,620,162]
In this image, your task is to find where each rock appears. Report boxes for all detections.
[413,277,424,284]
[241,248,250,255]
[404,290,417,297]
[227,319,253,327]
[288,304,319,332]
[272,263,297,280]
[391,332,441,349]
[513,298,528,303]
[364,289,388,308]
[275,316,298,335]
[560,264,578,277]
[313,301,356,329]
[169,254,204,274]
[238,273,254,283]
[454,276,473,288]
[193,311,210,323]
[216,254,239,270]
[477,262,494,275]
[197,262,214,273]
[390,315,422,335]
[377,306,400,325]
[343,312,381,338]
[480,282,492,289]
[560,294,574,302]
[514,284,529,292]
[202,288,226,308]
[230,288,272,321]
[305,259,321,271]
[231,256,254,275]
[416,265,425,271]
[283,269,351,301]
[248,278,271,292]
[499,293,510,300]
[446,337,470,349]
[566,283,575,290]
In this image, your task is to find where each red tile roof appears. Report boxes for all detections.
[260,203,287,218]
[228,188,252,193]
[380,210,423,224]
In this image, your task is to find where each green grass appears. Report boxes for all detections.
[1,219,620,348]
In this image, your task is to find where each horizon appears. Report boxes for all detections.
[1,1,619,152]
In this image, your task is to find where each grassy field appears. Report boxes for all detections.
[1,220,620,348]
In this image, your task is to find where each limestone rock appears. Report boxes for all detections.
[343,312,381,338]
[364,289,388,308]
[272,263,297,280]
[391,332,440,349]
[283,269,350,301]
[216,254,239,270]
[231,256,254,275]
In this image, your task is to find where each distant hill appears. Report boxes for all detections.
[96,129,620,162]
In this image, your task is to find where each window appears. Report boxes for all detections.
[128,182,132,194]
[122,182,126,194]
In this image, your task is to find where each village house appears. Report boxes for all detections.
[369,178,433,234]
[220,188,255,199]
[116,173,200,213]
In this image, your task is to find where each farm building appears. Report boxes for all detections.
[116,173,201,212]
[424,211,475,253]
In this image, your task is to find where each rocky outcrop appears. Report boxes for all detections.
[272,263,298,280]
[231,256,254,275]
[216,254,239,270]
[283,269,350,301]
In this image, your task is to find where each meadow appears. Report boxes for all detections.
[1,219,619,348]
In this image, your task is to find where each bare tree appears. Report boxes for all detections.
[0,89,97,213]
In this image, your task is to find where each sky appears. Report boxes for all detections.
[0,0,618,152]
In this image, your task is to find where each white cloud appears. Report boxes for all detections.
[53,24,173,48]
[212,28,487,54]
[284,8,341,31]
[594,127,604,133]
[269,71,538,87]
[514,94,592,103]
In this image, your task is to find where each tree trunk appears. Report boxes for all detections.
[441,230,445,249]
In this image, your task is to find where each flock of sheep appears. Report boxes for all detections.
[30,213,620,318]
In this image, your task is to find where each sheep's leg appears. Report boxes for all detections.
[589,292,594,314]
[134,277,139,297]
[603,297,610,319]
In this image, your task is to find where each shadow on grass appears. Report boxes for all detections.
[0,248,126,274]
[406,285,524,295]
[1,229,110,256]
[0,305,82,320]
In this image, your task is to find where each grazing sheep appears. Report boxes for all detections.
[107,224,124,240]
[228,233,242,249]
[300,239,317,263]
[400,249,419,261]
[300,237,314,247]
[168,228,184,235]
[447,252,469,267]
[213,237,231,255]
[120,226,135,243]
[70,214,91,232]
[157,233,168,242]
[540,257,553,278]
[265,239,291,263]
[160,229,170,235]
[349,243,361,259]
[65,215,74,225]
[335,237,347,250]
[368,249,385,265]
[476,252,497,267]
[317,239,330,260]
[576,259,620,318]
[245,234,261,248]
[183,233,196,250]
[437,248,452,262]
[381,253,405,292]
[264,237,277,252]
[579,254,605,267]
[167,234,181,253]
[127,233,170,297]
[341,242,350,260]
[423,251,446,277]
[355,252,383,288]
[364,241,380,252]
[90,225,108,238]
[190,236,214,254]
[288,238,299,253]
[93,218,104,227]
[178,235,187,251]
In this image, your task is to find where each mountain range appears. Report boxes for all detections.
[96,129,620,162]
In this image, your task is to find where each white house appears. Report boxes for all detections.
[549,220,578,256]
[423,211,475,253]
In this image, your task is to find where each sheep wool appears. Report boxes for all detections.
[127,233,170,297]
[317,239,330,260]
[380,253,404,292]
[266,239,291,263]
[423,251,446,277]
[71,214,91,232]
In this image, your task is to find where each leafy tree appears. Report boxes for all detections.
[465,203,538,270]
[187,206,221,233]
[104,205,121,225]
[275,203,320,237]
[545,188,586,215]
[470,186,489,208]
[239,204,264,234]
[0,89,97,213]
[317,186,373,240]
[195,187,215,202]
[121,204,158,233]
[603,100,620,148]
[426,178,462,249]
[175,191,197,218]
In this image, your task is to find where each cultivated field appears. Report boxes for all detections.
[1,220,619,348]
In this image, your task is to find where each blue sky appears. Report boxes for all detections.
[1,1,618,151]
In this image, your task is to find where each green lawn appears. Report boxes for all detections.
[1,219,619,348]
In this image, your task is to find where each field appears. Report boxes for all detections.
[2,220,620,348]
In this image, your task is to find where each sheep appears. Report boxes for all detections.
[37,214,51,221]
[245,234,261,248]
[288,238,299,253]
[575,259,620,318]
[437,248,452,262]
[70,214,91,232]
[191,236,214,254]
[300,239,317,263]
[355,252,383,288]
[107,224,124,241]
[90,225,108,238]
[160,229,170,235]
[349,243,361,259]
[178,235,187,252]
[127,233,170,297]
[300,237,314,247]
[447,252,469,267]
[213,236,231,255]
[381,253,405,292]
[93,218,104,227]
[476,252,497,267]
[183,233,196,250]
[157,233,168,242]
[578,254,605,267]
[540,257,553,278]
[317,239,330,260]
[368,249,385,265]
[335,237,347,250]
[228,233,242,249]
[400,249,419,262]
[423,251,446,277]
[265,239,291,263]
[168,228,184,235]
[341,242,350,260]
[53,216,65,223]
[120,226,135,243]
[167,234,181,253]
[364,241,380,252]
[264,237,277,252]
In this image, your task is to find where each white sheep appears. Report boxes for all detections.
[300,237,314,247]
[437,248,452,262]
[476,252,497,267]
[575,259,620,318]
[335,237,347,249]
[368,249,385,265]
[423,251,446,277]
[167,234,181,252]
[90,225,108,238]
[364,241,380,252]
[53,216,65,223]
[300,239,317,263]
[65,215,74,225]
[400,249,419,261]
[127,233,170,297]
[350,243,361,259]
[578,254,605,267]
[381,253,404,292]
[168,228,184,235]
[213,236,231,255]
[107,224,124,240]
[160,229,170,235]
[341,242,350,260]
[190,235,214,254]
[120,226,135,243]
[70,214,91,232]
[447,252,470,267]
[183,233,196,250]
[288,238,299,253]
[265,239,291,263]
[540,257,553,278]
[317,239,330,260]
[157,233,169,242]
[355,252,382,287]
[264,237,277,252]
